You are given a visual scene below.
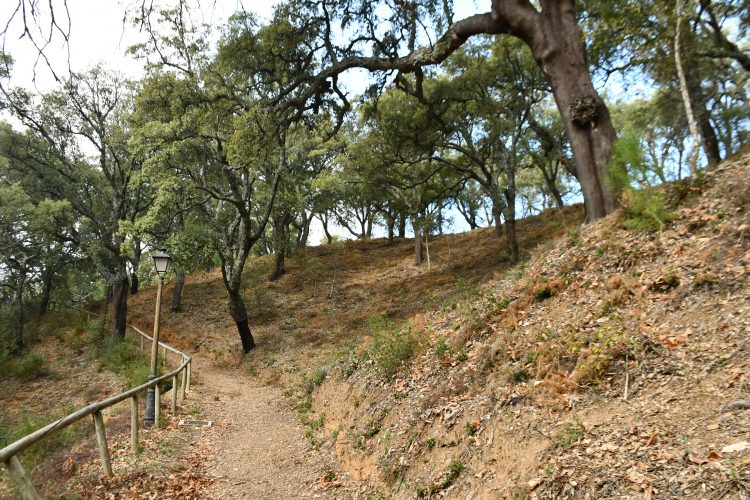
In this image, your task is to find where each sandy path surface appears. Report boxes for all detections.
[189,357,357,499]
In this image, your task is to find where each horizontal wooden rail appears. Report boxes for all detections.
[0,347,189,463]
[1,305,193,499]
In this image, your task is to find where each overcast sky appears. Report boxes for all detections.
[0,0,282,90]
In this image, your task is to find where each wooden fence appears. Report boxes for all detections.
[0,303,193,500]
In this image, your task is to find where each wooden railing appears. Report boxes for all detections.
[1,304,193,500]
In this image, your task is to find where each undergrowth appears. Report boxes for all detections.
[608,131,674,232]
[98,335,152,389]
[0,404,85,470]
[366,313,421,378]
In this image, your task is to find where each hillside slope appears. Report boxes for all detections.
[311,154,750,498]
[126,154,749,499]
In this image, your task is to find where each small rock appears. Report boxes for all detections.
[721,441,750,454]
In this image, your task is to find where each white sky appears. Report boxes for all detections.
[0,0,280,91]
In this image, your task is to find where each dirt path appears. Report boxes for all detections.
[188,357,357,499]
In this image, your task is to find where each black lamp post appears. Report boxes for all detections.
[144,250,171,426]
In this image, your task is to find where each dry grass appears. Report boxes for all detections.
[126,205,583,381]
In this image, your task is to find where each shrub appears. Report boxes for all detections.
[558,418,585,449]
[0,352,50,381]
[0,404,82,468]
[367,314,419,378]
[434,338,449,359]
[508,368,531,384]
[303,368,327,395]
[608,131,673,232]
[98,336,150,388]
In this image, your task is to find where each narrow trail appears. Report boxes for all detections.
[188,356,357,499]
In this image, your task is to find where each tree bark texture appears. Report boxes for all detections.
[270,250,286,282]
[491,196,504,239]
[130,272,139,295]
[413,219,426,265]
[386,216,395,243]
[15,271,26,353]
[228,291,255,352]
[171,270,185,312]
[112,276,128,338]
[524,1,618,221]
[398,212,407,238]
[674,0,702,176]
[38,266,53,318]
[684,65,721,165]
[269,213,289,281]
[503,188,519,262]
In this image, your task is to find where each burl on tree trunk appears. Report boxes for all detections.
[524,1,619,221]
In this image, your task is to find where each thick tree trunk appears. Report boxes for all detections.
[491,197,503,239]
[398,212,407,238]
[413,218,426,265]
[130,240,142,295]
[103,284,112,318]
[386,214,395,243]
[366,213,374,239]
[171,270,185,312]
[269,250,285,281]
[503,210,519,262]
[269,214,288,281]
[112,277,128,338]
[685,67,721,165]
[530,2,618,221]
[130,272,139,295]
[503,179,520,261]
[321,215,333,244]
[228,290,255,352]
[298,212,313,248]
[14,272,26,353]
[38,267,53,318]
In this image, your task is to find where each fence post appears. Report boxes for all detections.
[92,411,113,478]
[5,455,41,500]
[154,383,161,429]
[140,334,144,352]
[180,361,187,401]
[130,396,138,454]
[186,359,191,393]
[171,375,178,414]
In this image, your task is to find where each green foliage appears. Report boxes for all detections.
[558,418,585,449]
[424,437,436,449]
[367,314,420,378]
[534,286,554,301]
[508,368,532,384]
[98,337,151,389]
[608,131,673,232]
[303,367,327,395]
[418,460,465,497]
[0,404,81,468]
[0,352,49,381]
[434,338,450,359]
[620,189,673,232]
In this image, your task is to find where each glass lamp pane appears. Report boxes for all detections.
[152,251,171,276]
